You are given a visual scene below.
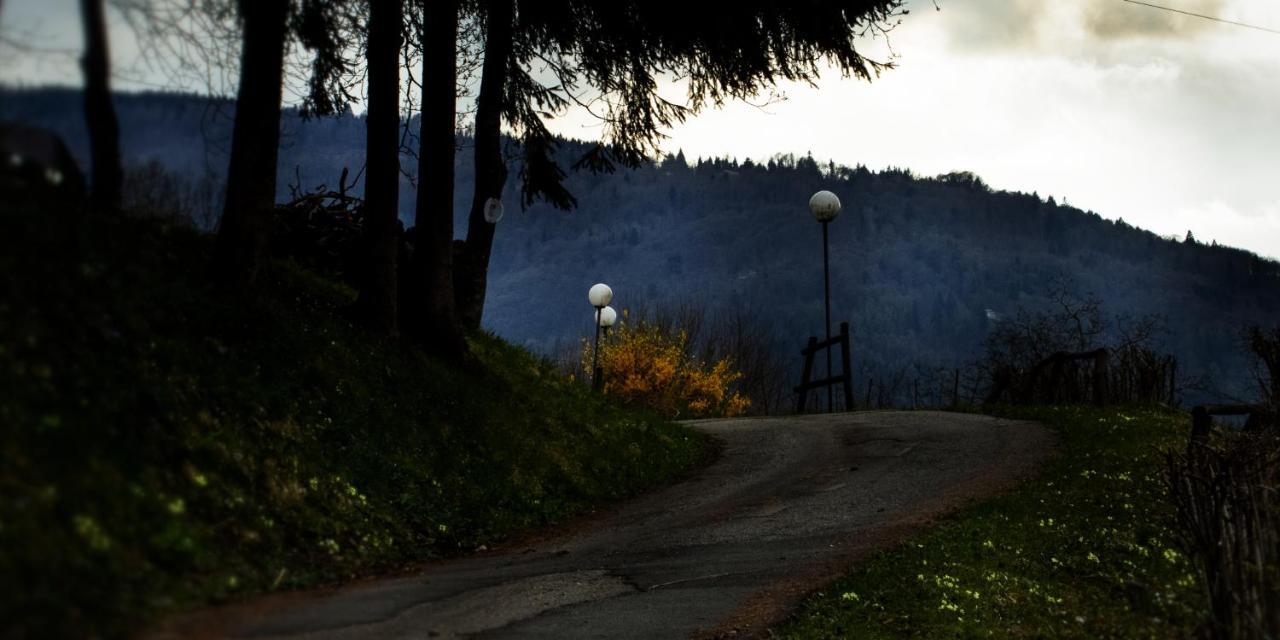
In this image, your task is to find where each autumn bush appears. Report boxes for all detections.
[584,311,751,419]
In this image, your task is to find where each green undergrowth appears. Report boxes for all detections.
[0,209,705,638]
[777,406,1203,638]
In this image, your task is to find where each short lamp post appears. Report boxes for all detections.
[588,283,614,391]
[809,190,842,412]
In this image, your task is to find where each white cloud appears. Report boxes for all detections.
[550,0,1280,259]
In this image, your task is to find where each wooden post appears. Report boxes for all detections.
[591,308,602,392]
[1092,349,1110,406]
[839,322,854,411]
[1047,356,1065,405]
[1189,406,1211,453]
[865,378,873,408]
[796,336,817,414]
[952,368,961,407]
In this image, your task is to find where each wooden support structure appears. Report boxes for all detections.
[795,321,855,413]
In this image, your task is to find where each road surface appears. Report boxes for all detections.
[160,411,1053,639]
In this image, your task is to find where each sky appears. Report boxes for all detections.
[2,0,1278,258]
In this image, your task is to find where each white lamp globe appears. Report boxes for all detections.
[588,283,613,308]
[598,306,618,328]
[808,190,842,222]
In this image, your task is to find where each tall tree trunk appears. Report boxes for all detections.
[411,0,466,358]
[454,0,512,331]
[353,0,403,337]
[79,0,122,213]
[213,0,289,288]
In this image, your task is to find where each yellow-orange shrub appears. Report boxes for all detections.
[583,314,750,419]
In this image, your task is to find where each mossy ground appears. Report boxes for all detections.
[0,209,705,638]
[777,406,1204,638]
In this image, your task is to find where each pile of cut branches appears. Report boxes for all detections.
[271,168,366,280]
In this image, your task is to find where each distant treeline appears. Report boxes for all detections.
[5,87,1278,404]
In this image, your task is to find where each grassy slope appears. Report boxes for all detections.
[0,210,705,638]
[777,406,1204,638]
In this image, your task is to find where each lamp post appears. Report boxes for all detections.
[588,283,614,391]
[809,190,842,412]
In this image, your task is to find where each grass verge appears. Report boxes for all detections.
[776,405,1204,638]
[0,209,706,638]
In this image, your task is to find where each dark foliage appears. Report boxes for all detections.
[0,203,703,638]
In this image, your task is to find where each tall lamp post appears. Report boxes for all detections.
[809,190,842,412]
[588,283,614,391]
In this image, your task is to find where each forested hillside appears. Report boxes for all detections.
[5,88,1277,402]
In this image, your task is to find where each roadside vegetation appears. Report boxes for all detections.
[582,309,754,419]
[777,405,1204,638]
[0,209,706,638]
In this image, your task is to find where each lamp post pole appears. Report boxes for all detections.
[588,283,614,392]
[808,190,842,413]
[822,218,832,412]
[592,306,604,391]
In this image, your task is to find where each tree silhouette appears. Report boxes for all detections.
[210,0,357,289]
[212,0,290,289]
[352,0,404,336]
[408,0,466,358]
[454,0,515,330]
[79,0,122,213]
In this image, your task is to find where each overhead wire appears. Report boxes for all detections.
[1118,0,1280,35]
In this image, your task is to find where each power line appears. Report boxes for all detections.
[1119,0,1280,35]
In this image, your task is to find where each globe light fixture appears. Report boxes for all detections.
[598,305,617,328]
[588,283,613,308]
[809,190,842,222]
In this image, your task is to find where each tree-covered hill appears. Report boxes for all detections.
[4,87,1277,402]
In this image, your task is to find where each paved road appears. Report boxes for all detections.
[169,411,1053,639]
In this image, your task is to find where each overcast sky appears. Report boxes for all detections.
[3,0,1278,258]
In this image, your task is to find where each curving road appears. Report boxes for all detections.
[163,411,1053,640]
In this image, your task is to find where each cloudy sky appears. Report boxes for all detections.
[3,0,1278,258]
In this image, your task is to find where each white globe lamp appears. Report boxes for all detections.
[598,306,617,328]
[809,190,841,222]
[588,283,613,308]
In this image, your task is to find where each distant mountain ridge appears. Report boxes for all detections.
[5,87,1277,402]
